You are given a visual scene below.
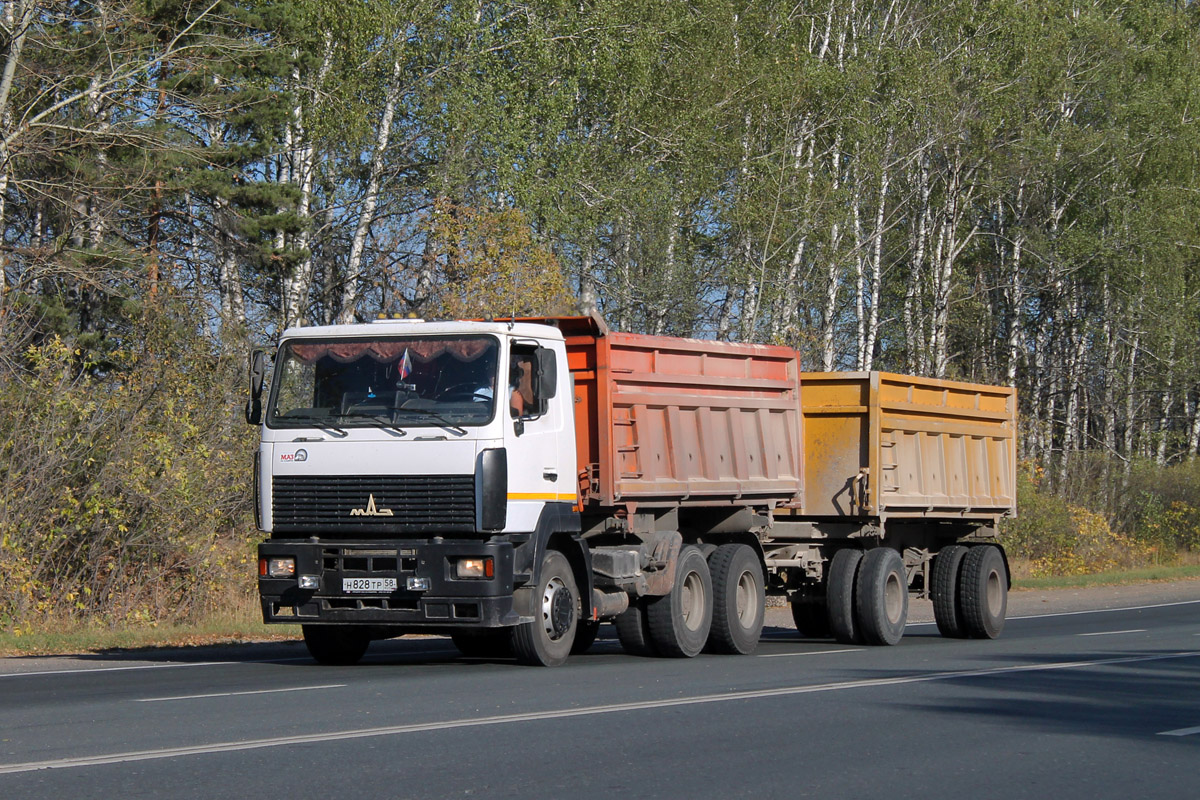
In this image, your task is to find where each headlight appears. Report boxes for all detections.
[262,557,295,577]
[454,557,494,579]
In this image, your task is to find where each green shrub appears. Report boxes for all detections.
[0,308,257,632]
[1001,461,1153,576]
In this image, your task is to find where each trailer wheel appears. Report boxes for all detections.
[790,599,831,638]
[301,625,370,666]
[827,548,864,645]
[706,544,765,655]
[511,550,578,667]
[855,547,908,646]
[614,600,657,656]
[571,619,601,655]
[932,545,969,638]
[451,629,512,658]
[959,545,1007,639]
[647,546,713,657]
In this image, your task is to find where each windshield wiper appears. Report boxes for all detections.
[391,407,468,436]
[275,413,347,436]
[336,410,409,436]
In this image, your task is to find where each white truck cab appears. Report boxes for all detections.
[252,319,584,665]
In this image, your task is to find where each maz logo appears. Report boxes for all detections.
[350,494,394,517]
[280,449,308,463]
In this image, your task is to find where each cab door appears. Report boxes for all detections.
[502,339,575,533]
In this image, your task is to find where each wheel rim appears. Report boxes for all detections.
[680,570,706,632]
[542,576,573,640]
[735,569,759,629]
[985,568,1002,613]
[883,570,904,626]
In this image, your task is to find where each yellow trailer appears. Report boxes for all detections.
[797,371,1016,520]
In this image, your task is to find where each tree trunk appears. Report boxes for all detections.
[282,35,334,328]
[905,149,931,374]
[337,59,403,325]
[862,132,891,371]
[654,200,680,336]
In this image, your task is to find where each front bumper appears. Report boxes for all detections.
[258,538,521,627]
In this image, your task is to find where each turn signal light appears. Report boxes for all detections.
[454,557,494,579]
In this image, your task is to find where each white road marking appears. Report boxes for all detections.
[134,684,345,703]
[2,650,1197,775]
[901,598,1200,629]
[758,649,862,658]
[1078,629,1146,637]
[1006,599,1200,621]
[1159,725,1200,737]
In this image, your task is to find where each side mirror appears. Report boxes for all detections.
[245,349,266,425]
[535,347,557,400]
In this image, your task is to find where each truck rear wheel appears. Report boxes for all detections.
[827,548,864,645]
[511,550,578,667]
[614,600,657,656]
[647,546,713,657]
[302,625,370,666]
[932,545,969,638]
[960,545,1007,639]
[855,547,908,646]
[706,544,765,655]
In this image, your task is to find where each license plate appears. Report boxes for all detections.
[342,577,397,593]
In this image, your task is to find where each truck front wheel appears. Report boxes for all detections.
[707,544,765,655]
[647,546,713,657]
[302,625,371,666]
[511,550,578,667]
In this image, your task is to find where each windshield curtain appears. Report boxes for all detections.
[268,335,499,428]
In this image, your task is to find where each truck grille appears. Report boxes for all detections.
[272,475,475,534]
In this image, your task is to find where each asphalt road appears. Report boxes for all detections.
[1,584,1198,799]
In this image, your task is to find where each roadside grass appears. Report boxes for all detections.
[0,600,297,658]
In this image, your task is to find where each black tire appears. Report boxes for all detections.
[511,550,578,667]
[571,618,601,655]
[647,546,713,658]
[451,629,512,658]
[707,544,765,655]
[790,598,831,638]
[301,625,370,666]
[614,599,657,656]
[855,547,908,646]
[959,545,1007,639]
[826,548,864,645]
[932,545,969,638]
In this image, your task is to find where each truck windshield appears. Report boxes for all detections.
[267,335,499,429]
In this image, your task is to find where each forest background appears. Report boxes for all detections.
[1,0,1199,633]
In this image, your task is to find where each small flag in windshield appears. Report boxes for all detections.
[398,348,412,381]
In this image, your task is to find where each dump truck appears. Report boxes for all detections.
[247,313,1016,666]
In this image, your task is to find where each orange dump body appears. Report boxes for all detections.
[798,372,1017,521]
[550,316,804,511]
[519,317,1016,523]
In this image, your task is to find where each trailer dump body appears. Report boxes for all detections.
[798,372,1017,520]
